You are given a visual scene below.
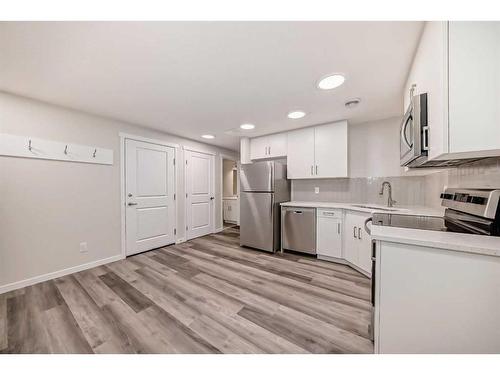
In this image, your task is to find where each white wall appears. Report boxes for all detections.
[222,159,236,197]
[0,92,238,291]
[349,116,404,178]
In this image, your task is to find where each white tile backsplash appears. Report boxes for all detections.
[424,157,500,208]
[292,176,427,206]
[291,158,500,209]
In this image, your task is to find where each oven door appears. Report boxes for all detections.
[400,103,416,166]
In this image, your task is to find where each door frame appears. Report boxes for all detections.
[183,146,216,240]
[219,153,240,231]
[119,132,179,258]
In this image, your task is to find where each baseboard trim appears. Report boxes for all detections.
[0,254,124,294]
[214,227,224,233]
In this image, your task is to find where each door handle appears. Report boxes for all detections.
[353,226,357,239]
[401,114,413,148]
[210,197,215,200]
[422,126,429,151]
[315,165,318,175]
[337,223,340,234]
[128,202,138,206]
[269,146,271,155]
[358,227,362,240]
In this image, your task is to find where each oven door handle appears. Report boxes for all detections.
[364,217,372,236]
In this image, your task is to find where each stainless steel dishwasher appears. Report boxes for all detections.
[281,207,316,254]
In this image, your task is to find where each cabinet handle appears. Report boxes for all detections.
[269,146,271,155]
[315,165,318,175]
[337,223,340,234]
[353,226,357,239]
[310,165,313,175]
[358,227,362,240]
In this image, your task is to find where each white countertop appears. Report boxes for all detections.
[223,196,238,200]
[281,200,500,258]
[280,201,444,217]
[371,225,500,258]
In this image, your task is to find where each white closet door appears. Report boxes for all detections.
[125,139,175,256]
[185,149,214,240]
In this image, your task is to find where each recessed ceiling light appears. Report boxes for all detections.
[240,123,255,130]
[287,111,306,119]
[201,134,215,139]
[317,74,345,90]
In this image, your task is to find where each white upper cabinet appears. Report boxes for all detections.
[404,21,500,162]
[250,133,287,160]
[314,121,348,178]
[287,121,348,179]
[250,136,268,160]
[267,133,287,158]
[448,22,500,155]
[404,21,448,161]
[287,127,315,178]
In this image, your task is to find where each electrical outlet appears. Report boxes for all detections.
[79,242,88,253]
[314,187,320,194]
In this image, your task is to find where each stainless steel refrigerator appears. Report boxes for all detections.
[239,160,290,252]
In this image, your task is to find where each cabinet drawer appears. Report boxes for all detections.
[317,208,343,218]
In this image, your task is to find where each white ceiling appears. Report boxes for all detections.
[0,21,423,150]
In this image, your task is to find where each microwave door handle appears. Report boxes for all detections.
[401,114,413,149]
[422,126,429,151]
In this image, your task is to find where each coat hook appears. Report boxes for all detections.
[64,145,68,155]
[93,148,97,158]
[28,139,32,151]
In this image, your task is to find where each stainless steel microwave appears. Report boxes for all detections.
[400,92,429,167]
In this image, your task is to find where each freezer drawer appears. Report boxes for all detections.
[282,207,316,254]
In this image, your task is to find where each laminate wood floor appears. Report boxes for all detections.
[0,227,373,354]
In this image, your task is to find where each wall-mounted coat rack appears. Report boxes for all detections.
[0,133,113,165]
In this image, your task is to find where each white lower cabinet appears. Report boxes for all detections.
[375,240,500,353]
[316,209,343,259]
[343,211,372,275]
[223,199,239,223]
[315,208,372,277]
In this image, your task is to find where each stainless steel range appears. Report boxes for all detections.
[373,188,500,236]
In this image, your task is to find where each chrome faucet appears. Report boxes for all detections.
[379,181,397,207]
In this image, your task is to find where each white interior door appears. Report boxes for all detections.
[185,149,214,240]
[125,139,175,256]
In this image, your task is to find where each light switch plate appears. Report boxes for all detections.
[314,187,320,194]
